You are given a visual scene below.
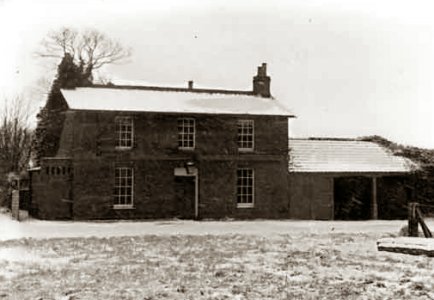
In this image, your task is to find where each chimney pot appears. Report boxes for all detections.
[257,63,267,77]
[188,80,194,89]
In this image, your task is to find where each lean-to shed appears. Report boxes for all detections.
[288,139,417,220]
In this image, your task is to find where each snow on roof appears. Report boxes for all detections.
[109,79,251,91]
[60,87,293,116]
[109,79,187,88]
[289,139,417,173]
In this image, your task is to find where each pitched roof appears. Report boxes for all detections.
[60,86,294,117]
[289,139,417,173]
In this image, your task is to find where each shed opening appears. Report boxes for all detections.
[334,176,372,220]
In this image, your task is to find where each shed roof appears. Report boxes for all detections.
[60,87,294,117]
[288,139,417,173]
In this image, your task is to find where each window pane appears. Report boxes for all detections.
[115,117,133,148]
[237,120,254,150]
[236,168,254,205]
[114,167,134,206]
[178,118,195,148]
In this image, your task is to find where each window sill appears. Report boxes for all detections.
[115,146,133,151]
[237,203,254,208]
[113,205,135,210]
[238,148,254,153]
[178,147,195,151]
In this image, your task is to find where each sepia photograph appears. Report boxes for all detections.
[0,0,433,299]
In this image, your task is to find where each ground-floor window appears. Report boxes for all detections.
[237,168,254,208]
[113,167,134,209]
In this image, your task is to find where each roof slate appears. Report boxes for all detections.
[289,139,417,173]
[60,87,293,116]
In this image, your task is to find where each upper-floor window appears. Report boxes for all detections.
[237,168,254,208]
[116,117,134,149]
[113,167,134,209]
[237,120,254,151]
[178,118,195,149]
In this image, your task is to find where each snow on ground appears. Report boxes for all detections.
[0,212,424,241]
[1,228,434,299]
[1,213,434,299]
[378,237,434,251]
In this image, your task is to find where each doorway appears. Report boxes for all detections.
[334,176,372,220]
[174,174,197,219]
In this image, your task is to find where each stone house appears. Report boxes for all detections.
[30,64,296,220]
[29,64,417,220]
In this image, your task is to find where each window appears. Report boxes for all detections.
[237,120,254,151]
[116,117,133,149]
[113,167,134,209]
[237,168,254,208]
[178,118,195,149]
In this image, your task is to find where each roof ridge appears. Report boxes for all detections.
[289,137,360,141]
[79,84,256,96]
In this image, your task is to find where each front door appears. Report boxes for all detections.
[174,176,196,219]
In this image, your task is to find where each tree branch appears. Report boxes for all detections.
[36,27,131,81]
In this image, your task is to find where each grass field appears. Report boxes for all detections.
[1,220,434,300]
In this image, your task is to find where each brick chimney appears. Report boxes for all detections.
[253,63,271,97]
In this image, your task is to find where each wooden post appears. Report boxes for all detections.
[408,202,419,237]
[11,190,20,221]
[416,207,433,238]
[371,177,378,220]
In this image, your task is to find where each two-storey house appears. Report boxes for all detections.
[30,63,295,220]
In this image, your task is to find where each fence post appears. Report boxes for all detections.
[11,190,20,221]
[408,202,418,237]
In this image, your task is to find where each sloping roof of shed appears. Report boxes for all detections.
[60,87,294,116]
[289,139,417,173]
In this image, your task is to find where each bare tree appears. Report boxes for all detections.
[0,96,32,174]
[36,27,131,82]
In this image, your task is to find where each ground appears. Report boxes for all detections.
[1,214,433,300]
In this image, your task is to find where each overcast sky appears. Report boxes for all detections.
[1,0,433,148]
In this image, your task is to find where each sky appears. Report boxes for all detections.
[0,0,433,148]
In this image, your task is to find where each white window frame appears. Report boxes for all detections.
[237,119,254,151]
[236,168,254,208]
[178,118,195,150]
[113,167,134,209]
[115,116,134,149]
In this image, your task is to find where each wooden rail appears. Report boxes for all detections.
[378,202,432,256]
